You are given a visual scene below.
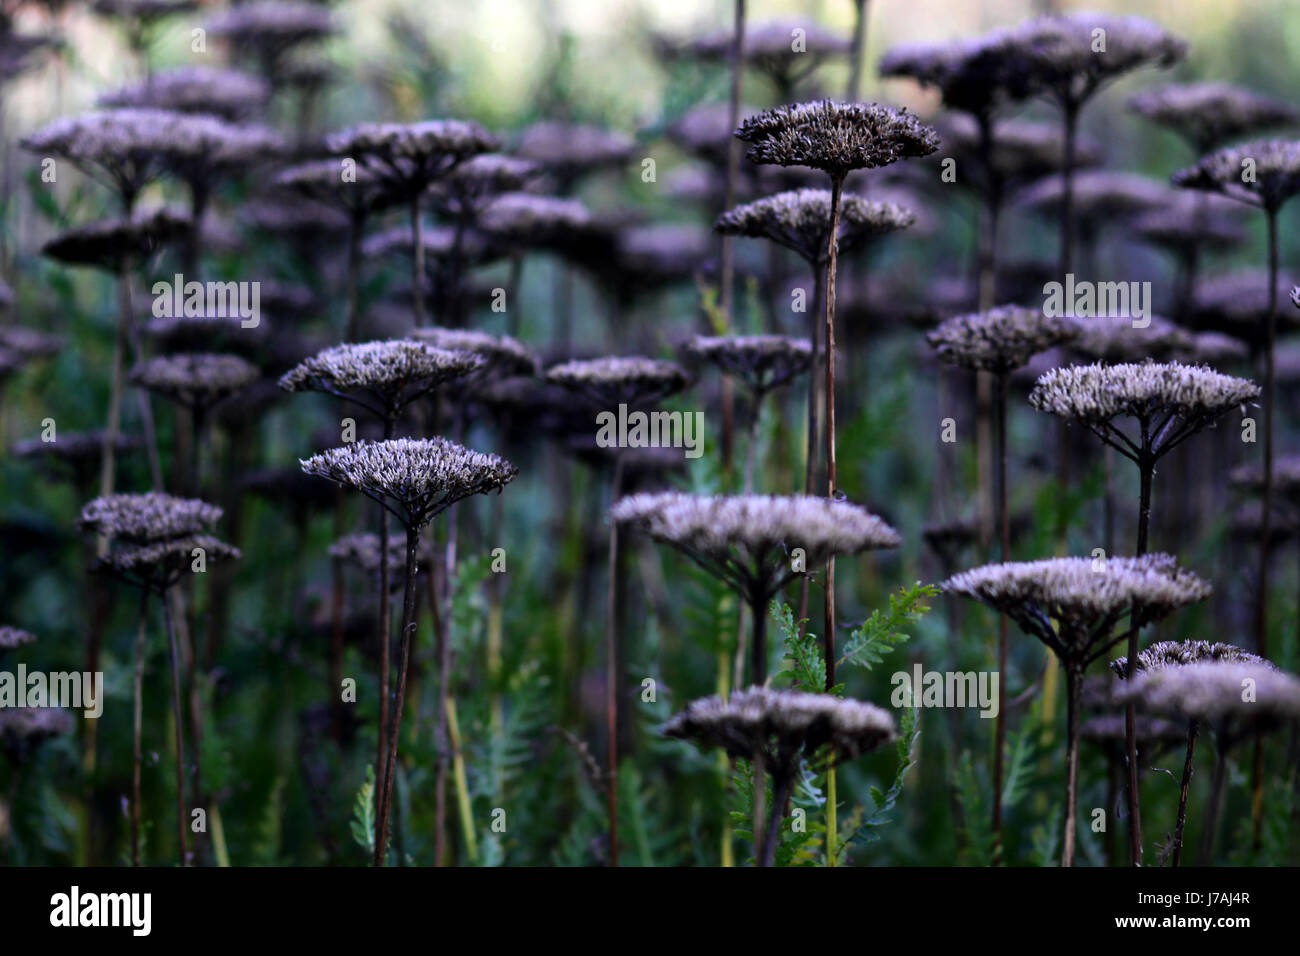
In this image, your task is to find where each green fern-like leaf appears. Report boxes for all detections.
[843,705,920,854]
[350,765,376,858]
[839,583,938,672]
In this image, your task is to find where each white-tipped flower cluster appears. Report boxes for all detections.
[681,334,812,394]
[1069,314,1191,362]
[326,120,499,194]
[1029,361,1259,437]
[80,492,238,589]
[546,356,689,407]
[927,305,1077,374]
[1173,139,1300,211]
[612,492,900,601]
[1115,662,1300,740]
[944,555,1211,664]
[1129,82,1300,152]
[1110,640,1271,680]
[132,353,259,409]
[279,341,484,416]
[98,67,270,120]
[409,327,537,377]
[664,686,896,772]
[735,100,941,177]
[714,189,915,264]
[300,437,517,530]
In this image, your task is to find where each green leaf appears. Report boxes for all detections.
[350,765,376,858]
[839,583,939,672]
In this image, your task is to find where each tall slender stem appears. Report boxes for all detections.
[1059,102,1079,279]
[375,525,421,867]
[411,194,426,327]
[606,453,625,865]
[796,264,824,636]
[1251,207,1279,847]
[845,0,869,102]
[161,588,189,866]
[1200,744,1227,863]
[822,173,844,869]
[1061,665,1082,867]
[743,392,764,493]
[1123,450,1154,865]
[761,771,794,867]
[719,0,745,475]
[750,595,767,685]
[345,212,364,342]
[992,373,1009,858]
[375,417,395,827]
[131,589,148,867]
[1172,720,1198,867]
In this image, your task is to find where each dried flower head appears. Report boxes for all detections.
[131,352,259,410]
[681,334,811,395]
[1069,314,1192,363]
[477,192,594,248]
[1115,661,1300,742]
[880,29,1039,119]
[714,189,915,265]
[932,114,1103,193]
[94,534,241,590]
[429,154,539,217]
[0,626,36,650]
[1173,139,1300,211]
[546,356,689,408]
[1132,194,1246,256]
[14,430,141,485]
[1129,83,1299,153]
[612,492,900,603]
[664,686,896,774]
[408,327,537,378]
[279,340,484,421]
[206,1,334,71]
[691,19,852,92]
[943,554,1210,667]
[1079,713,1186,745]
[515,121,636,186]
[1191,268,1300,340]
[1018,170,1170,225]
[1110,640,1271,680]
[1009,13,1187,109]
[300,437,517,530]
[41,206,189,271]
[927,305,1077,374]
[0,707,75,749]
[0,326,62,360]
[326,120,499,198]
[1178,332,1249,366]
[79,491,222,543]
[98,67,270,120]
[273,159,399,218]
[1029,361,1259,460]
[736,101,941,178]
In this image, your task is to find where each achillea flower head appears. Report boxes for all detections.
[0,326,62,360]
[0,626,36,650]
[669,102,761,168]
[22,109,182,205]
[408,327,537,378]
[244,195,351,238]
[325,120,499,198]
[300,437,517,530]
[14,430,141,480]
[1008,12,1186,108]
[735,100,941,177]
[714,189,915,265]
[691,19,851,90]
[273,159,399,218]
[1069,313,1191,363]
[206,2,334,61]
[41,206,189,271]
[361,225,503,270]
[278,340,484,419]
[1018,170,1170,223]
[516,121,636,185]
[1173,139,1300,211]
[131,352,259,410]
[1110,640,1270,680]
[1191,268,1300,339]
[664,686,896,773]
[927,305,1077,374]
[680,334,811,394]
[1028,361,1259,449]
[79,491,222,543]
[95,534,240,589]
[612,492,900,601]
[879,29,1039,119]
[932,115,1103,192]
[429,154,539,216]
[144,312,269,355]
[1129,83,1300,153]
[1132,195,1246,256]
[477,192,594,247]
[0,707,74,748]
[1179,332,1249,366]
[1080,713,1186,745]
[546,356,689,408]
[98,67,270,120]
[1115,661,1300,739]
[943,554,1210,664]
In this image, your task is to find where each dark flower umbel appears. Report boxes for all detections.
[1130,83,1300,154]
[664,686,895,866]
[300,437,517,532]
[1172,139,1300,213]
[735,100,941,178]
[546,356,689,409]
[680,335,811,396]
[714,189,915,266]
[928,305,1077,375]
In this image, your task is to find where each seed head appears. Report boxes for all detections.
[1069,314,1191,363]
[408,328,537,378]
[1111,640,1270,680]
[1129,83,1299,153]
[41,206,190,271]
[714,189,915,265]
[131,352,259,410]
[735,100,941,178]
[546,356,689,408]
[664,686,896,775]
[1173,139,1300,211]
[1116,661,1300,741]
[79,491,222,543]
[680,334,811,395]
[927,305,1077,374]
[98,67,270,120]
[300,437,517,530]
